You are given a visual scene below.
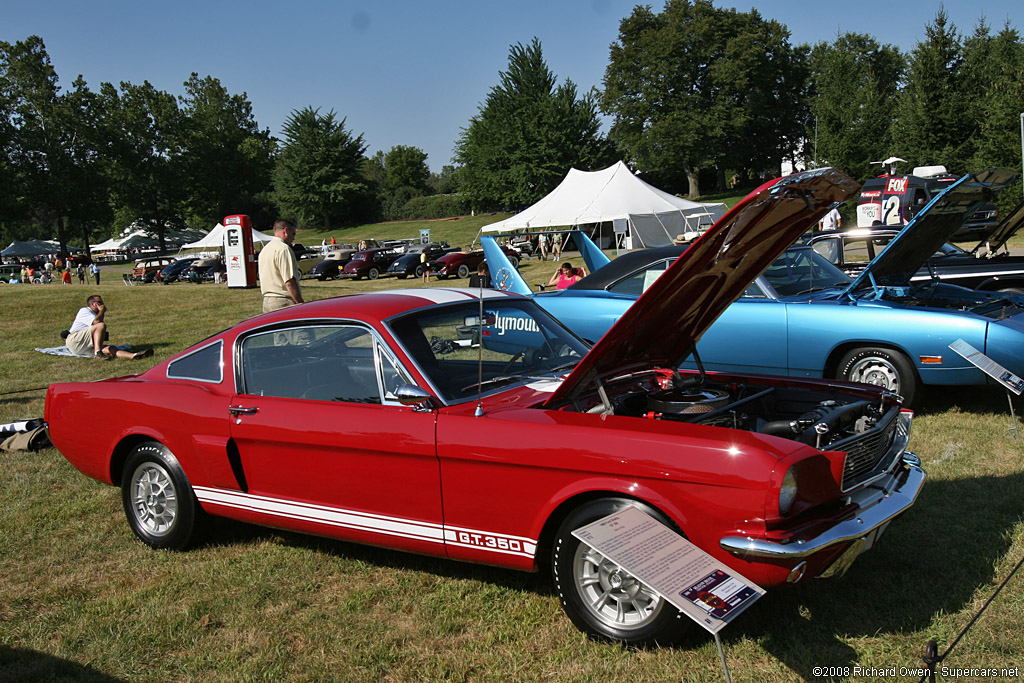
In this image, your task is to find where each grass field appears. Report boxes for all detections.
[2,214,1024,682]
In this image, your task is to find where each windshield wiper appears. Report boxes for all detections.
[546,361,580,374]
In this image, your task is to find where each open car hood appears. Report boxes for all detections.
[545,168,860,406]
[972,199,1024,254]
[844,169,1019,293]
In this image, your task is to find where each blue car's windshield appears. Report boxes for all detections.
[761,246,852,297]
[387,299,589,403]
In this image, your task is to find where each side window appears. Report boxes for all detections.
[608,260,671,296]
[812,237,840,264]
[239,325,388,404]
[167,340,223,383]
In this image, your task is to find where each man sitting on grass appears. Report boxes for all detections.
[64,294,154,360]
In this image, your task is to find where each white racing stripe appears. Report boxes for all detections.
[194,486,537,558]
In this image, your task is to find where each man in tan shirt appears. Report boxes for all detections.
[259,219,304,313]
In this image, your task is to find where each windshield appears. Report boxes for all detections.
[387,299,588,403]
[761,246,852,297]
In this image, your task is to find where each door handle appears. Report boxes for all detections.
[229,405,258,416]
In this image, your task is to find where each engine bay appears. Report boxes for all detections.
[567,372,900,452]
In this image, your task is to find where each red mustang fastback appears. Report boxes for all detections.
[45,168,924,644]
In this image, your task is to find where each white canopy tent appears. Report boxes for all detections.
[179,223,272,250]
[482,161,727,249]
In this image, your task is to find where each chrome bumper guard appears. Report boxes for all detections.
[719,453,925,563]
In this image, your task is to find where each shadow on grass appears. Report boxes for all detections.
[196,469,1024,676]
[915,384,1022,416]
[728,471,1024,679]
[0,645,126,682]
[202,515,546,597]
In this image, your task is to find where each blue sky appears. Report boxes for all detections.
[2,1,1019,171]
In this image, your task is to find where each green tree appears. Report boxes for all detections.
[601,0,806,197]
[807,33,905,180]
[964,21,1024,208]
[274,106,370,228]
[0,36,109,252]
[455,38,612,209]
[177,73,276,228]
[428,165,460,195]
[99,80,185,252]
[893,9,973,170]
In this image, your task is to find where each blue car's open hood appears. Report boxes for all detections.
[545,168,860,406]
[844,169,1019,296]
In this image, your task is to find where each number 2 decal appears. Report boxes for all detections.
[882,195,902,225]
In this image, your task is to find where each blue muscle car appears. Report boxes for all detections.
[482,169,1024,406]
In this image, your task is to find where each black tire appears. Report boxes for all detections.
[121,441,203,550]
[414,264,426,279]
[551,498,685,645]
[368,267,380,280]
[317,274,327,281]
[396,274,407,280]
[837,346,918,406]
[456,264,471,279]
[508,256,519,269]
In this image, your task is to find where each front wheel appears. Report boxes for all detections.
[456,264,471,279]
[121,441,203,550]
[551,498,685,645]
[837,346,918,406]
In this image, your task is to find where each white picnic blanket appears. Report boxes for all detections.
[36,344,131,358]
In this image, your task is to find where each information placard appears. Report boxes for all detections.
[572,506,765,634]
[948,338,1024,395]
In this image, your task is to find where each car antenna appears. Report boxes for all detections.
[474,286,485,417]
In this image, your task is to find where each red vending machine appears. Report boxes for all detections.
[223,215,258,289]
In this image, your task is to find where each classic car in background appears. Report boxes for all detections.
[158,257,199,284]
[340,247,404,280]
[809,200,1024,293]
[45,168,924,645]
[386,242,458,279]
[483,169,1024,406]
[430,246,520,279]
[131,257,174,283]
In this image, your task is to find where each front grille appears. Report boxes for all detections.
[835,408,899,490]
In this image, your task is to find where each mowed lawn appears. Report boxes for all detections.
[2,220,1024,681]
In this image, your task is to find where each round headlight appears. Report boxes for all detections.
[779,468,797,516]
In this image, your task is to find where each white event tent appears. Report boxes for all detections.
[179,223,273,251]
[482,161,727,249]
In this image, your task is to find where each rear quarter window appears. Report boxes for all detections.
[166,340,224,383]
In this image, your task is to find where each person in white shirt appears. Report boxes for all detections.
[819,206,841,231]
[64,294,154,360]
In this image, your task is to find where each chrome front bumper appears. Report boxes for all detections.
[719,454,925,565]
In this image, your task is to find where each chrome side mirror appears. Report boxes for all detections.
[394,384,437,410]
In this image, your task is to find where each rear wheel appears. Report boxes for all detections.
[837,346,918,406]
[551,498,685,645]
[414,264,426,278]
[508,256,519,269]
[121,441,203,550]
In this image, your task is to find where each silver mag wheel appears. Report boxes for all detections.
[551,498,684,645]
[121,441,203,550]
[837,346,918,407]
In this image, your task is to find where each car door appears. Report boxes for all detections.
[690,282,789,374]
[226,321,444,556]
